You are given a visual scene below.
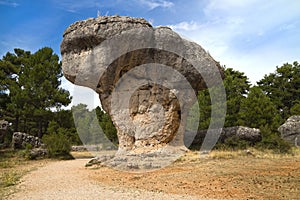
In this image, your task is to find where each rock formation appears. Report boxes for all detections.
[12,132,43,149]
[61,16,224,170]
[0,120,8,144]
[278,115,300,146]
[189,126,262,147]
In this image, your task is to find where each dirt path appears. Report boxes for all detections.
[8,159,209,200]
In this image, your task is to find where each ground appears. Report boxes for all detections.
[1,149,299,200]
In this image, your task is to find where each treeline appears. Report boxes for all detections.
[1,47,299,152]
[0,47,115,147]
[197,62,300,152]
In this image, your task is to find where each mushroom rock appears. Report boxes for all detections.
[61,16,224,170]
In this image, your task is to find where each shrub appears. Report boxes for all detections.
[42,129,73,159]
[255,125,291,154]
[214,136,250,151]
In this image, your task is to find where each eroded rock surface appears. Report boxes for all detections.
[12,132,42,149]
[61,16,224,169]
[278,115,300,146]
[190,126,262,148]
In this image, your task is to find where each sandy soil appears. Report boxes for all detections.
[7,159,210,200]
[6,150,300,200]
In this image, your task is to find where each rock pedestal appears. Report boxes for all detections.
[61,16,224,170]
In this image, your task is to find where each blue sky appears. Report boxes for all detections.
[1,0,300,89]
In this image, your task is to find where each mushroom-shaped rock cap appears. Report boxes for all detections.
[61,15,223,111]
[61,16,225,171]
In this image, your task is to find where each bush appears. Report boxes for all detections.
[42,129,73,159]
[255,125,291,154]
[214,136,250,151]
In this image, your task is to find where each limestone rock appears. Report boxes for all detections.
[0,120,8,144]
[29,148,48,159]
[71,145,87,152]
[61,15,223,161]
[12,132,42,149]
[190,126,262,146]
[278,115,300,146]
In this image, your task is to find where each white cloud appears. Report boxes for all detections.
[168,21,200,31]
[0,0,19,7]
[137,0,174,10]
[168,0,300,84]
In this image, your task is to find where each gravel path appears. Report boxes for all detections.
[8,159,209,200]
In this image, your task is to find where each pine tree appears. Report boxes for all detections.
[257,61,300,120]
[290,100,300,115]
[2,47,71,137]
[197,68,250,130]
[238,87,281,131]
[224,68,250,127]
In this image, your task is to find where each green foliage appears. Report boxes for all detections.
[96,107,118,144]
[238,87,281,131]
[1,47,71,137]
[257,61,300,120]
[223,68,250,127]
[215,136,250,151]
[47,119,80,145]
[290,100,300,115]
[72,104,118,147]
[255,125,291,154]
[197,89,211,130]
[0,171,21,187]
[47,120,60,135]
[197,68,250,130]
[42,130,73,159]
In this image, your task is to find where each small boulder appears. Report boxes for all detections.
[29,148,48,159]
[278,115,300,146]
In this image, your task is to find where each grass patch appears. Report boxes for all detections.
[0,171,21,187]
[175,147,300,163]
[0,148,50,198]
[70,151,94,159]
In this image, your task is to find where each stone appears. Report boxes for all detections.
[0,120,8,144]
[61,16,224,170]
[71,145,87,152]
[190,126,262,146]
[12,132,42,149]
[29,148,48,159]
[278,115,300,146]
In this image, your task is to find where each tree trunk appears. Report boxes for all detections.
[14,115,19,132]
[38,120,42,138]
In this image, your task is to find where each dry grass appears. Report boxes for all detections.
[0,149,50,199]
[1,148,300,199]
[89,148,300,200]
[207,147,300,160]
[70,150,116,159]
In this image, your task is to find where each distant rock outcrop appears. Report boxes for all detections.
[189,126,262,147]
[278,115,300,146]
[12,132,43,149]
